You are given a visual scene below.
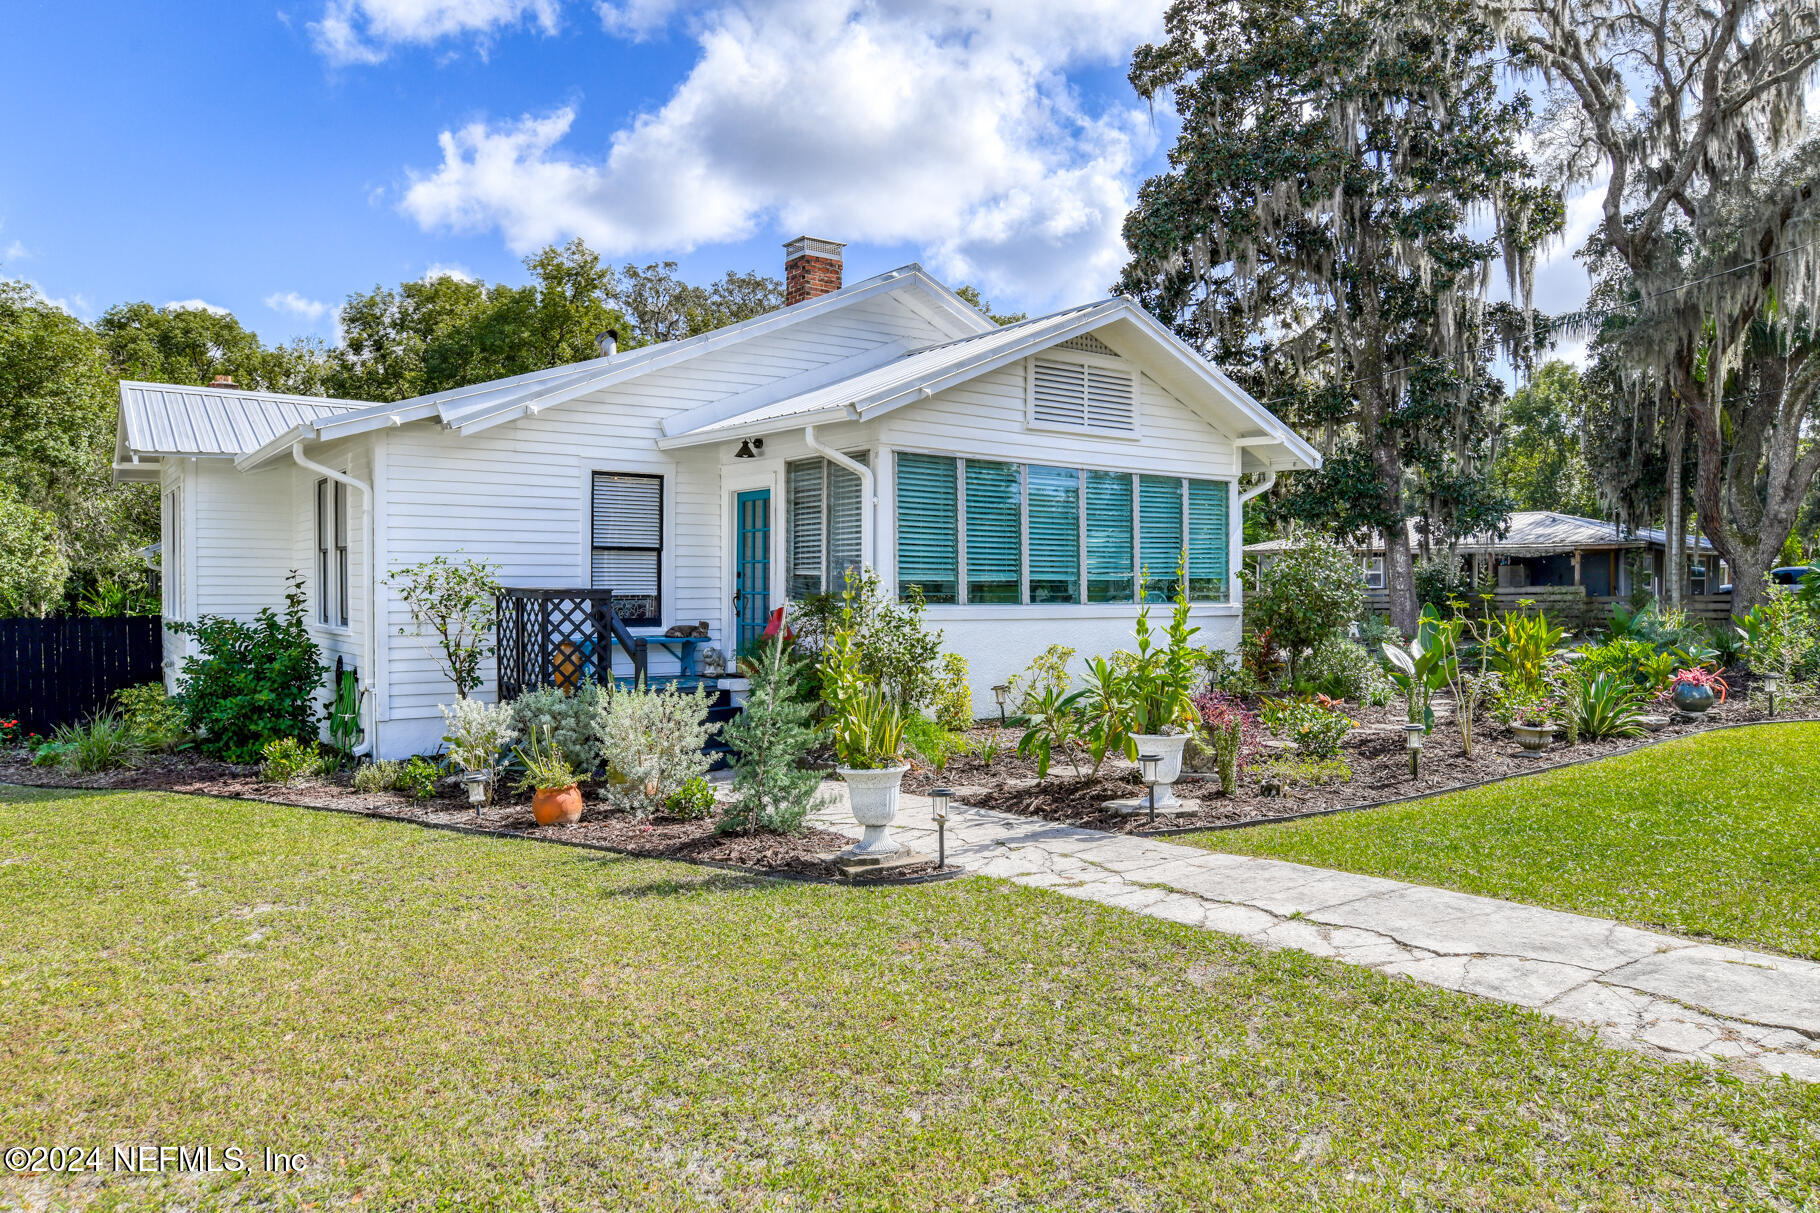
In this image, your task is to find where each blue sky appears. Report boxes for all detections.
[2,0,1184,347]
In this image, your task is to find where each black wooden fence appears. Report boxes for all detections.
[0,616,165,732]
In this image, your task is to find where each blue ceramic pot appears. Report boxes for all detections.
[1670,682,1716,716]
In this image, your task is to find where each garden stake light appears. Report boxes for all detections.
[992,684,1009,726]
[1762,673,1781,717]
[461,771,491,820]
[930,786,953,869]
[1138,752,1161,825]
[1403,723,1425,780]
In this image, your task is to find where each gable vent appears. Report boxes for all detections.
[1030,358,1137,434]
[1055,332,1117,357]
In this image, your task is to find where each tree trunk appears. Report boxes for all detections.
[1385,524,1418,634]
[1663,411,1687,610]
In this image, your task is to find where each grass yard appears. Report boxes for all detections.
[2,786,1818,1212]
[1181,723,1820,961]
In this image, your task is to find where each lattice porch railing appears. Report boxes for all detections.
[495,588,647,699]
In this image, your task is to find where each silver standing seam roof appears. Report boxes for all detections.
[118,382,372,456]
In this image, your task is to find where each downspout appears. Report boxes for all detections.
[292,442,378,758]
[803,423,877,575]
[1235,467,1278,607]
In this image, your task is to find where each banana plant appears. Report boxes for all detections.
[1380,605,1459,732]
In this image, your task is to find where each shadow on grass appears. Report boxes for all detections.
[0,782,112,806]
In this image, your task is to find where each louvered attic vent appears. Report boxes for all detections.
[1029,355,1137,434]
[1054,332,1117,357]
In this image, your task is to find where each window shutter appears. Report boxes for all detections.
[1085,366,1136,431]
[592,474,662,547]
[1187,479,1229,601]
[964,460,1021,604]
[1031,359,1087,427]
[895,453,958,603]
[1085,471,1133,602]
[1139,475,1184,600]
[786,459,824,598]
[1027,465,1080,604]
[827,455,866,592]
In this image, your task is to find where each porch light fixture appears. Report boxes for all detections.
[992,683,1009,725]
[1138,752,1162,825]
[1403,723,1425,780]
[1761,672,1781,717]
[930,787,953,869]
[734,438,764,459]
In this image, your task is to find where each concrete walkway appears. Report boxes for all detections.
[809,785,1820,1081]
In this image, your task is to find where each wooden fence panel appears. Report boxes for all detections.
[0,617,164,732]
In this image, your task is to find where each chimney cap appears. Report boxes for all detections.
[209,374,238,389]
[783,236,845,262]
[595,329,619,358]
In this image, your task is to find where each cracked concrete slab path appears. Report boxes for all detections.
[810,784,1820,1081]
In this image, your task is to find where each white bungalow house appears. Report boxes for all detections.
[115,238,1317,759]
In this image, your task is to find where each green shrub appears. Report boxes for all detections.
[718,633,824,836]
[665,775,717,820]
[795,568,943,709]
[931,652,973,729]
[596,683,717,819]
[259,736,322,785]
[1260,696,1355,758]
[1413,556,1467,612]
[1007,644,1076,714]
[48,713,142,773]
[353,760,398,793]
[112,683,188,753]
[1257,754,1352,787]
[1577,637,1676,691]
[171,574,325,762]
[395,756,442,800]
[440,697,517,801]
[388,553,502,699]
[904,711,968,774]
[507,680,608,773]
[1245,537,1366,685]
[1299,637,1394,706]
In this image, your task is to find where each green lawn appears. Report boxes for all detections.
[2,787,1817,1211]
[1182,723,1820,960]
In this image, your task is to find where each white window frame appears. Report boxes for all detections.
[1363,555,1386,590]
[314,478,352,630]
[1023,352,1142,440]
[162,485,183,618]
[785,452,870,600]
[590,471,665,628]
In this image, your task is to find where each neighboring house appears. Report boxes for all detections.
[116,238,1317,759]
[1246,510,1728,618]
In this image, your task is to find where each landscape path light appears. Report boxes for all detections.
[930,787,953,869]
[1761,672,1781,717]
[1138,752,1162,825]
[992,684,1009,727]
[460,770,491,820]
[1403,723,1425,780]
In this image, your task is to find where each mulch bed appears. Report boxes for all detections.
[0,755,891,883]
[903,678,1805,834]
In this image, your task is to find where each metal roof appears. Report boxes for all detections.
[119,381,372,457]
[1245,512,1718,555]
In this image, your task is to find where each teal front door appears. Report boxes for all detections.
[734,489,771,654]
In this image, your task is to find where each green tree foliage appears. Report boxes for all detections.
[1493,362,1601,516]
[172,574,326,762]
[0,490,71,616]
[1246,537,1367,686]
[1120,0,1559,630]
[954,285,1027,326]
[96,301,325,393]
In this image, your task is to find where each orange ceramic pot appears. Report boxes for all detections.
[531,784,584,827]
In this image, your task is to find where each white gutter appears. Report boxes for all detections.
[291,443,379,758]
[803,423,878,574]
[1239,469,1277,505]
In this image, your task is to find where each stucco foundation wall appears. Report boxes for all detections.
[929,604,1242,719]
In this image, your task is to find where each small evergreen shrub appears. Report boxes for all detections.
[440,697,518,795]
[508,680,608,773]
[931,652,973,729]
[718,634,825,835]
[113,683,188,753]
[353,760,399,793]
[665,775,717,820]
[794,569,944,708]
[596,684,716,819]
[1299,637,1394,706]
[904,711,968,773]
[395,756,442,800]
[1259,696,1355,758]
[259,737,321,785]
[172,574,325,762]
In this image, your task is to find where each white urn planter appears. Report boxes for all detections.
[838,765,909,857]
[1118,732,1190,813]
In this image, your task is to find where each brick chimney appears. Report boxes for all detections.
[209,375,238,389]
[783,236,844,306]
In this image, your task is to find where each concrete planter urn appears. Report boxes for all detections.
[838,765,909,856]
[1511,723,1555,756]
[1130,732,1190,809]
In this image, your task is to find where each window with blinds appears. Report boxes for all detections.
[891,455,1230,607]
[1085,470,1134,603]
[1029,356,1138,434]
[314,478,349,627]
[965,460,1021,604]
[1139,475,1184,601]
[784,454,868,599]
[895,452,958,603]
[1027,465,1080,603]
[591,472,662,625]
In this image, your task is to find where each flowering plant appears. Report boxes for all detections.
[0,718,19,747]
[1667,667,1728,702]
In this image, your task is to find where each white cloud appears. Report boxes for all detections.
[423,261,476,281]
[399,0,1170,308]
[165,298,233,316]
[311,0,561,64]
[265,290,334,321]
[3,240,30,262]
